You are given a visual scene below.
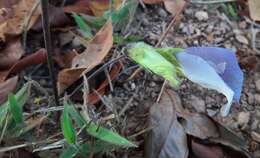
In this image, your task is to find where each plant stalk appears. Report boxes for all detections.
[40,0,60,107]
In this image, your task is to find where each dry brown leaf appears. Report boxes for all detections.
[0,48,47,82]
[58,20,113,94]
[0,76,18,104]
[146,89,188,158]
[142,0,164,4]
[248,0,260,21]
[0,37,24,69]
[63,0,92,15]
[142,0,185,15]
[89,0,122,16]
[0,0,41,41]
[164,0,185,15]
[64,0,122,16]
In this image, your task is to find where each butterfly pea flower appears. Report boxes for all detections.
[184,47,244,102]
[178,47,243,116]
[155,46,243,116]
[176,52,235,116]
[127,42,180,86]
[127,42,244,116]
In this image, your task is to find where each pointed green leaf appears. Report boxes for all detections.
[80,14,106,29]
[71,13,93,39]
[114,34,142,45]
[61,104,77,144]
[8,93,23,124]
[63,101,136,147]
[0,83,30,128]
[65,102,85,128]
[86,123,137,147]
[60,141,115,158]
[59,145,79,158]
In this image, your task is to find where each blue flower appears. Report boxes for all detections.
[175,47,243,116]
[185,47,244,102]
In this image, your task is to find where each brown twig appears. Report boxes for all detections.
[155,1,187,103]
[40,0,60,107]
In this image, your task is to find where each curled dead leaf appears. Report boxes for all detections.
[58,20,113,94]
[0,49,47,82]
[146,89,188,158]
[146,88,252,158]
[176,113,219,139]
[142,0,185,16]
[191,140,224,158]
[164,0,186,15]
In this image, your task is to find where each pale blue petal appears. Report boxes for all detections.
[176,52,234,116]
[185,47,243,102]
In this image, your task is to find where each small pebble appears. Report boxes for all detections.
[237,112,250,126]
[248,93,255,105]
[207,109,218,117]
[251,120,259,131]
[235,34,249,45]
[238,21,247,29]
[149,82,156,87]
[251,131,260,143]
[157,8,167,17]
[255,94,260,104]
[255,79,260,92]
[190,95,206,113]
[195,11,209,21]
[131,82,136,90]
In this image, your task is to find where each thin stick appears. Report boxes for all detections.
[155,2,187,47]
[40,0,60,107]
[156,80,167,103]
[155,1,187,102]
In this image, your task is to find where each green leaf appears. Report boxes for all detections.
[59,145,79,158]
[80,14,106,29]
[8,93,23,124]
[86,123,137,147]
[0,83,30,128]
[114,34,142,45]
[61,103,77,144]
[71,13,93,39]
[155,47,184,76]
[80,141,115,154]
[64,101,136,147]
[65,102,85,128]
[127,42,180,86]
[60,141,115,158]
[81,0,138,30]
[104,0,138,26]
